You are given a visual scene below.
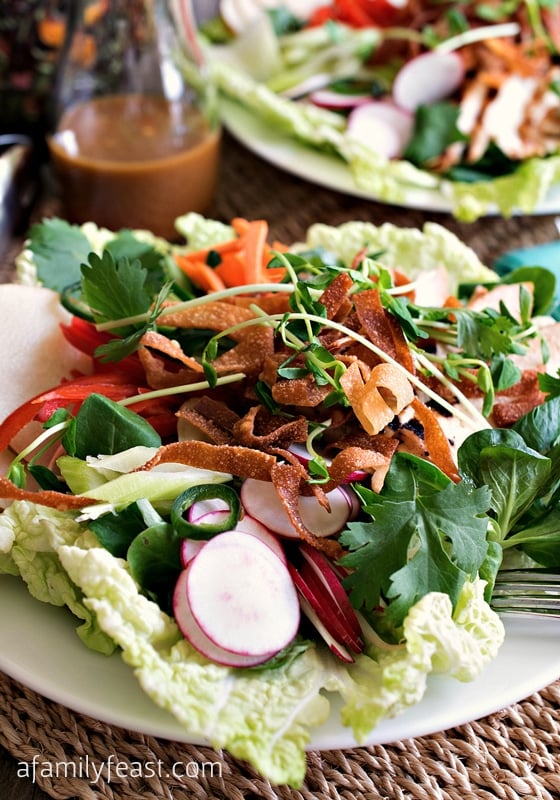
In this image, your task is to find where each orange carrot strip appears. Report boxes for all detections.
[214,252,247,287]
[174,255,226,293]
[239,219,269,285]
[180,237,242,265]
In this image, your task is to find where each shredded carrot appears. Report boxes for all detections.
[213,251,247,287]
[237,219,269,285]
[175,218,287,292]
[180,237,242,263]
[84,0,110,25]
[175,256,227,293]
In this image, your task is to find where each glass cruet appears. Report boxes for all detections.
[48,0,221,240]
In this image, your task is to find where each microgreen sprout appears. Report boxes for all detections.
[305,421,332,484]
[7,417,71,487]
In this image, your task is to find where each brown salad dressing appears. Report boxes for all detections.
[49,93,220,240]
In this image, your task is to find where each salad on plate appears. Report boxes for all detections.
[1,213,560,786]
[203,0,560,220]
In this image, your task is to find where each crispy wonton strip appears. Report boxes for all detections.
[323,446,393,493]
[270,463,343,559]
[354,289,415,372]
[233,405,309,450]
[0,477,93,510]
[175,407,234,445]
[319,272,354,320]
[271,375,331,407]
[159,301,256,333]
[212,326,274,376]
[140,331,203,371]
[340,361,414,435]
[138,440,276,481]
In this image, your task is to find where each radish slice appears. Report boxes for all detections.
[299,543,363,647]
[186,531,300,657]
[180,538,206,568]
[392,50,465,112]
[235,515,287,564]
[184,510,287,565]
[339,485,361,520]
[309,89,373,110]
[347,100,414,159]
[173,570,273,667]
[240,479,352,539]
[288,560,361,655]
[187,497,230,523]
[298,594,354,663]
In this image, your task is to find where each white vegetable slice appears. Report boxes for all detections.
[235,514,287,564]
[180,510,286,565]
[240,478,352,538]
[180,538,206,568]
[310,89,373,110]
[173,569,273,667]
[187,497,230,522]
[0,284,92,451]
[392,50,465,112]
[186,531,300,656]
[347,100,414,158]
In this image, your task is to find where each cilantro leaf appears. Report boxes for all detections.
[80,251,152,331]
[538,371,560,398]
[27,218,92,291]
[454,308,527,358]
[339,455,491,627]
[105,232,168,295]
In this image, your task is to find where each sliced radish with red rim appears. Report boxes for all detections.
[392,50,465,112]
[240,478,353,539]
[347,100,414,159]
[184,531,300,658]
[299,543,363,646]
[173,570,275,667]
[309,89,373,110]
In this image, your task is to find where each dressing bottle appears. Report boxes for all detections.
[48,0,220,240]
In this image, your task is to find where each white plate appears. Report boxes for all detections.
[220,98,560,216]
[1,573,559,749]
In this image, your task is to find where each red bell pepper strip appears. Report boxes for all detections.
[0,372,146,453]
[60,317,146,379]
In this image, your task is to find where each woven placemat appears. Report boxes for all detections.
[1,669,559,800]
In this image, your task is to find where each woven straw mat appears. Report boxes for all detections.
[0,670,559,800]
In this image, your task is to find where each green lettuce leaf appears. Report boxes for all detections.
[337,580,505,741]
[174,212,235,251]
[0,501,115,654]
[299,219,496,292]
